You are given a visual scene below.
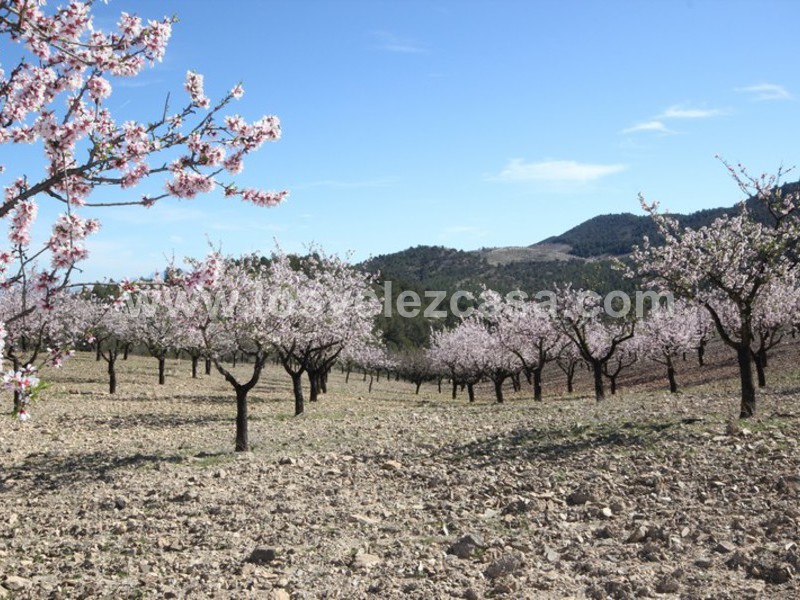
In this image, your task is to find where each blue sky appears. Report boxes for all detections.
[4,0,800,281]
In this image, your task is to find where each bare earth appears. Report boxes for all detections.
[1,346,799,599]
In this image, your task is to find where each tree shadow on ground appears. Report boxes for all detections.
[55,411,230,430]
[1,450,199,492]
[440,420,689,468]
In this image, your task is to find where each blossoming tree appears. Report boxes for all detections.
[632,164,800,417]
[553,286,636,402]
[0,0,286,414]
[638,299,709,393]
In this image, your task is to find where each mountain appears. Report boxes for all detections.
[361,185,798,349]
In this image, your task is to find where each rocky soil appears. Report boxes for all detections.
[1,346,799,599]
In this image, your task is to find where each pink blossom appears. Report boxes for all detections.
[87,75,112,101]
[184,70,211,109]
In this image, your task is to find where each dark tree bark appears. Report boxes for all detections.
[234,386,249,452]
[292,371,305,416]
[205,357,212,375]
[107,352,118,394]
[191,355,199,379]
[753,349,767,388]
[737,345,756,418]
[308,371,319,402]
[467,382,475,403]
[157,355,166,385]
[532,367,543,402]
[493,378,504,403]
[592,361,605,401]
[213,352,267,452]
[667,357,678,394]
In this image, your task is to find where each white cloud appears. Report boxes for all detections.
[622,120,675,134]
[735,83,791,101]
[622,103,725,136]
[370,31,427,54]
[493,159,627,183]
[657,104,724,119]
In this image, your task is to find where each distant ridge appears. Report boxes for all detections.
[362,182,798,295]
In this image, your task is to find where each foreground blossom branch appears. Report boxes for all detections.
[0,1,287,416]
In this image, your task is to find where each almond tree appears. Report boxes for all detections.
[602,338,638,396]
[175,253,278,452]
[483,290,562,401]
[729,274,800,388]
[639,300,709,393]
[631,164,800,417]
[340,339,392,394]
[427,317,516,403]
[394,349,437,395]
[553,286,635,402]
[269,252,381,416]
[0,1,286,412]
[428,323,485,402]
[0,279,83,415]
[555,339,583,394]
[127,285,189,385]
[75,287,134,394]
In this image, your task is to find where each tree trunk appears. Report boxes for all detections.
[205,357,212,375]
[532,367,543,402]
[11,357,21,413]
[697,340,705,367]
[609,375,617,395]
[493,378,504,403]
[191,355,199,379]
[308,371,319,402]
[667,359,678,394]
[451,379,458,400]
[292,372,304,416]
[467,382,475,403]
[95,344,102,361]
[368,374,374,394]
[437,377,442,394]
[108,355,117,394]
[158,355,166,385]
[753,350,767,388]
[415,381,422,395]
[235,386,249,452]
[320,371,328,394]
[123,344,130,360]
[345,368,351,383]
[592,362,605,401]
[737,345,756,418]
[566,363,576,394]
